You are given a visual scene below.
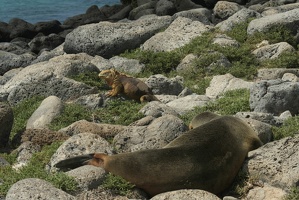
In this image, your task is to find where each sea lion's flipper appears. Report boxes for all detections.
[54,153,95,170]
[86,153,107,167]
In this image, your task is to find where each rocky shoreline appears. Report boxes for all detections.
[1,0,299,199]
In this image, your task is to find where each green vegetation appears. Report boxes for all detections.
[181,89,250,125]
[0,142,78,197]
[102,173,135,196]
[272,116,299,140]
[285,187,299,200]
[11,96,44,140]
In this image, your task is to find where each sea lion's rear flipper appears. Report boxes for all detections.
[54,153,106,170]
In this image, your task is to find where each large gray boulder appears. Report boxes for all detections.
[213,1,243,20]
[0,50,36,75]
[50,132,113,169]
[243,134,299,192]
[64,15,172,58]
[257,68,299,80]
[0,53,99,105]
[150,189,220,200]
[141,17,213,52]
[247,8,299,35]
[252,42,295,61]
[250,80,299,115]
[26,96,64,129]
[172,8,212,25]
[216,8,260,32]
[6,178,76,200]
[0,102,13,147]
[114,114,188,153]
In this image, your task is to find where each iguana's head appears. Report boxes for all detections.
[98,68,120,86]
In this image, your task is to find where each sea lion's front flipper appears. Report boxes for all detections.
[54,153,95,170]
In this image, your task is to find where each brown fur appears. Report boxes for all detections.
[67,115,263,196]
[98,69,159,102]
[189,111,220,129]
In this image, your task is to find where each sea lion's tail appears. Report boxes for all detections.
[54,153,107,170]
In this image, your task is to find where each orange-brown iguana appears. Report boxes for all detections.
[98,69,159,103]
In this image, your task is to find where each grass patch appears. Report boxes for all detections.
[68,71,107,91]
[49,103,93,131]
[285,187,299,200]
[11,96,44,141]
[93,99,144,126]
[181,89,250,124]
[102,173,135,196]
[0,142,77,197]
[272,116,299,140]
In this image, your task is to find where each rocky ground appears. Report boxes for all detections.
[1,0,299,199]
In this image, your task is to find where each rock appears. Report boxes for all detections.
[282,73,299,82]
[141,17,213,52]
[145,74,184,95]
[0,50,36,75]
[166,94,210,115]
[8,18,37,39]
[66,165,106,191]
[114,114,188,153]
[206,73,253,99]
[0,68,23,85]
[250,80,299,115]
[150,189,221,200]
[262,2,299,16]
[257,68,299,80]
[5,178,76,200]
[252,42,295,61]
[11,141,41,170]
[26,96,64,129]
[0,21,11,42]
[50,132,113,168]
[176,54,198,73]
[29,33,64,54]
[247,8,299,35]
[174,0,202,11]
[243,135,299,191]
[13,128,69,147]
[0,102,14,147]
[33,20,63,35]
[172,8,212,25]
[64,15,172,58]
[71,93,104,109]
[212,34,240,47]
[58,120,126,138]
[235,112,278,126]
[0,42,30,55]
[0,157,9,166]
[213,1,243,20]
[245,184,287,200]
[0,53,99,104]
[30,43,65,64]
[139,101,179,118]
[156,0,176,16]
[129,1,156,20]
[109,56,145,74]
[108,5,133,21]
[216,8,261,32]
[238,117,273,144]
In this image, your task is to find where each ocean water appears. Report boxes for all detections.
[0,0,121,24]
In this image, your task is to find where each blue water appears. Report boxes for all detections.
[0,0,121,24]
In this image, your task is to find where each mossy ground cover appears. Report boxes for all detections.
[1,19,299,198]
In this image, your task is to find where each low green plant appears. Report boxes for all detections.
[0,142,77,197]
[102,173,135,196]
[11,96,44,140]
[93,99,144,126]
[181,89,250,124]
[68,71,107,90]
[285,187,299,200]
[272,116,299,140]
[49,103,93,131]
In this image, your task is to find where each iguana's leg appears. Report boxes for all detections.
[107,84,123,97]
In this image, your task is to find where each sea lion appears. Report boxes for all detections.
[55,115,263,197]
[189,111,220,129]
